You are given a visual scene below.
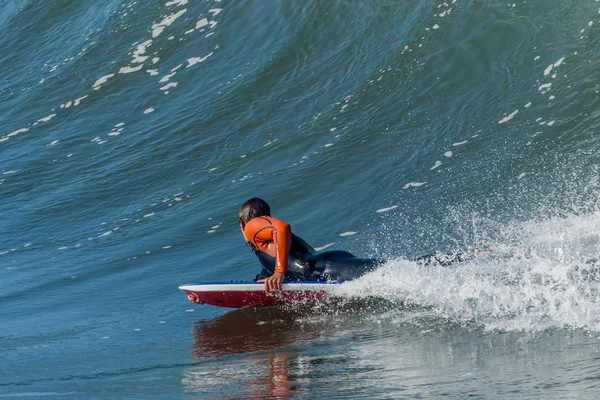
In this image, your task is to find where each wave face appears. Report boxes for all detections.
[2,0,600,398]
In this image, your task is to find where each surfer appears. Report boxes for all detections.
[186,197,489,302]
[236,198,383,292]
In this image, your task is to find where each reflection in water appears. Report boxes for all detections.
[181,352,293,399]
[182,307,334,398]
[191,308,309,358]
[247,353,292,400]
[180,303,600,399]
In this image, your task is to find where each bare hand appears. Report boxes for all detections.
[188,294,202,304]
[263,272,285,292]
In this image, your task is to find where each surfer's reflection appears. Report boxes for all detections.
[248,353,292,399]
[182,308,327,398]
[191,308,316,357]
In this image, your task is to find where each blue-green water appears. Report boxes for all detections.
[2,0,600,398]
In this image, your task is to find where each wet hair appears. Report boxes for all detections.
[239,198,271,224]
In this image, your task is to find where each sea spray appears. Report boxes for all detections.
[337,211,600,332]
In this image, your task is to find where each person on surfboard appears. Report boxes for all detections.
[186,197,490,302]
[187,197,382,305]
[238,198,388,292]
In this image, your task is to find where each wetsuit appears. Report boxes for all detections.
[242,216,382,282]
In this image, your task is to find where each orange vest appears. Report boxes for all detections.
[242,216,291,274]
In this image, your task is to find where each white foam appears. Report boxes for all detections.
[144,108,155,114]
[144,212,155,218]
[160,82,178,90]
[8,128,29,137]
[339,231,357,237]
[517,172,527,179]
[324,143,334,147]
[73,95,88,106]
[314,243,335,251]
[152,9,187,38]
[119,64,144,74]
[147,69,159,76]
[376,205,398,213]
[433,24,440,29]
[209,8,222,16]
[187,52,214,67]
[498,109,518,124]
[166,0,188,5]
[543,64,553,76]
[159,72,176,82]
[547,121,555,126]
[430,161,442,170]
[93,74,115,89]
[132,40,152,64]
[337,211,600,332]
[403,182,426,189]
[444,151,453,158]
[453,140,467,146]
[554,57,565,67]
[524,102,532,108]
[196,18,209,29]
[538,83,552,91]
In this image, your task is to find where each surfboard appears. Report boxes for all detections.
[179,281,341,308]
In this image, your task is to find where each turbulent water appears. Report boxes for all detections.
[2,0,600,398]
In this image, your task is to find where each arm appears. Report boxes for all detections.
[270,219,292,274]
[263,218,291,292]
[243,216,292,292]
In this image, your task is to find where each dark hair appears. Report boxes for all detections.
[239,198,271,223]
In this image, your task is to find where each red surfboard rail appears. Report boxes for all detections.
[179,282,341,308]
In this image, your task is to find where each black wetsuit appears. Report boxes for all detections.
[253,234,383,282]
[250,230,472,282]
